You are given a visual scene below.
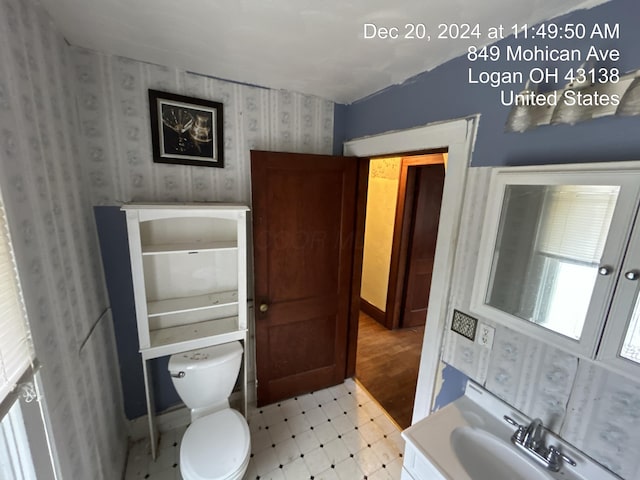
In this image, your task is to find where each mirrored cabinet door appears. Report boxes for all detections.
[471,169,640,358]
[598,205,640,375]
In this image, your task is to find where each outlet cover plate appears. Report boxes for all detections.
[477,323,495,349]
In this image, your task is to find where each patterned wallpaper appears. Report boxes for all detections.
[442,167,640,479]
[0,0,127,478]
[71,47,335,205]
[69,44,335,421]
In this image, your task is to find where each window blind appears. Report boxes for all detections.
[537,185,619,265]
[0,193,34,409]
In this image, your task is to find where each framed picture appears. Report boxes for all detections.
[148,89,224,168]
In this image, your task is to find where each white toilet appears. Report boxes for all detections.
[168,341,251,480]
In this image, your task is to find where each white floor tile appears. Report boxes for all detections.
[268,421,293,444]
[376,414,400,435]
[305,406,328,427]
[274,437,301,465]
[287,412,312,436]
[313,421,339,445]
[330,413,355,435]
[252,447,280,476]
[387,458,403,476]
[355,446,383,476]
[337,394,359,412]
[259,466,286,480]
[315,466,341,479]
[346,406,374,427]
[334,456,365,480]
[283,457,311,479]
[371,437,402,465]
[303,446,332,474]
[250,426,273,453]
[358,420,385,445]
[294,429,320,454]
[340,428,369,455]
[279,398,303,418]
[329,383,350,399]
[363,400,386,419]
[368,466,394,480]
[322,437,351,465]
[297,393,318,412]
[321,400,344,420]
[312,388,335,406]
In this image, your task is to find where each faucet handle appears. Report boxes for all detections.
[547,445,577,470]
[504,416,526,443]
[503,415,520,427]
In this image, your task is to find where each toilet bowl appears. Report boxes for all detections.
[169,342,251,480]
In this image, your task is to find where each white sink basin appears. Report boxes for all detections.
[451,427,554,480]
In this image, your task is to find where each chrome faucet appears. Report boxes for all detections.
[504,416,576,472]
[522,418,544,450]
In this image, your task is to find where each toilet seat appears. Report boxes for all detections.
[180,408,251,480]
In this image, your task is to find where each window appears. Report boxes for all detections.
[0,192,35,411]
[0,189,39,479]
[533,185,619,339]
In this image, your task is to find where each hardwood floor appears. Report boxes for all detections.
[355,311,424,429]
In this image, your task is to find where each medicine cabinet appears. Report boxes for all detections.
[471,163,640,376]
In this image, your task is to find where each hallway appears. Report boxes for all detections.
[355,312,424,429]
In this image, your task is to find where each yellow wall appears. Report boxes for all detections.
[360,157,401,311]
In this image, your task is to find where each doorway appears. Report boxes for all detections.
[355,153,446,428]
[250,117,478,420]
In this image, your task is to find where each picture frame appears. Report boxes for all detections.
[148,89,224,168]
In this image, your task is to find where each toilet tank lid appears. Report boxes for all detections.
[169,341,243,371]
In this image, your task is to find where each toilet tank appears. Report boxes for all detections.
[168,341,243,411]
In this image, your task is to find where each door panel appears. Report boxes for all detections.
[251,150,359,406]
[401,164,445,328]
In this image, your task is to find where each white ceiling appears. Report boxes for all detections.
[40,0,609,104]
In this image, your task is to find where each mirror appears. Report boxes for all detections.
[486,184,619,340]
[621,294,640,363]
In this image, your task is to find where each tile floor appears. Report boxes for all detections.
[125,378,405,480]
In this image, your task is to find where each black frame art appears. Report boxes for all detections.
[148,89,224,168]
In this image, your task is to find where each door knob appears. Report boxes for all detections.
[598,266,613,276]
[625,270,640,281]
[259,303,269,313]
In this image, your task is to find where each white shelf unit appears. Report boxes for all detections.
[122,203,249,459]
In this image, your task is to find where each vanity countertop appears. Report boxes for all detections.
[401,382,620,480]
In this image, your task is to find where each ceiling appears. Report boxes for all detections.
[40,0,609,104]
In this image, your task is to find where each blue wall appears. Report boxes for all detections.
[94,207,180,419]
[344,0,640,167]
[433,364,468,412]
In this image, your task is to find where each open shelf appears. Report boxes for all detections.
[143,316,246,359]
[142,240,237,255]
[122,203,249,459]
[147,291,239,317]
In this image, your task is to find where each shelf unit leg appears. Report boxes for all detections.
[142,358,159,460]
[242,340,248,417]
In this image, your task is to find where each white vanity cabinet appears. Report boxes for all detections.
[122,203,249,457]
[401,446,447,480]
[471,162,640,378]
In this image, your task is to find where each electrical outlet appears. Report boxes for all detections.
[477,323,495,349]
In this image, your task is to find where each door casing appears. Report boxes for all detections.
[344,116,479,423]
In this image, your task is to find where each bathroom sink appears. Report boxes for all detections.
[450,427,554,480]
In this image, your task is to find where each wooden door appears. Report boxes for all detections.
[400,164,445,328]
[251,150,361,406]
